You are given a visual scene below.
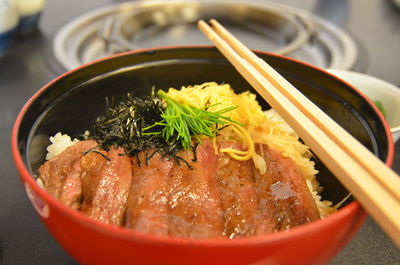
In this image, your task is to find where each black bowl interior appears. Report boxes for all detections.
[18,47,389,206]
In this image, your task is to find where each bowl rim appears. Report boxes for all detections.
[11,45,394,246]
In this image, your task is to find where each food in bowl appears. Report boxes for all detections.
[327,69,400,142]
[13,47,393,265]
[36,82,334,239]
[372,100,386,118]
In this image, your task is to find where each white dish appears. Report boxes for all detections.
[327,69,400,143]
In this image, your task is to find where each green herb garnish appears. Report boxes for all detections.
[373,100,386,118]
[143,90,240,150]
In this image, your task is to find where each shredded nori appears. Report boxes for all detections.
[87,88,184,159]
[86,87,239,167]
[82,148,111,161]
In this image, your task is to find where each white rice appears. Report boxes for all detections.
[264,109,295,135]
[45,132,79,160]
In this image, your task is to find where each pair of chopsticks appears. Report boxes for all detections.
[198,19,400,246]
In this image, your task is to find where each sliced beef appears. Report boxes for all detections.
[254,144,320,234]
[216,141,259,238]
[167,140,224,238]
[40,137,322,238]
[80,147,132,226]
[58,161,85,209]
[38,140,98,207]
[125,151,174,236]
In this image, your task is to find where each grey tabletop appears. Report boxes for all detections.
[0,0,399,264]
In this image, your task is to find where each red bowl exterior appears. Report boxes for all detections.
[12,47,394,265]
[17,177,368,265]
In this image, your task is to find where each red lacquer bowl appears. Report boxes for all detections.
[12,47,393,265]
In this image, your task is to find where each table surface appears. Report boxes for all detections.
[0,0,399,264]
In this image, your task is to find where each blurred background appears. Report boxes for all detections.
[0,0,399,264]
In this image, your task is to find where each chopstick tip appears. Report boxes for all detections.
[198,19,220,30]
[197,19,208,28]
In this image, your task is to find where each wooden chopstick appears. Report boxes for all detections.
[206,19,400,202]
[198,19,400,246]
